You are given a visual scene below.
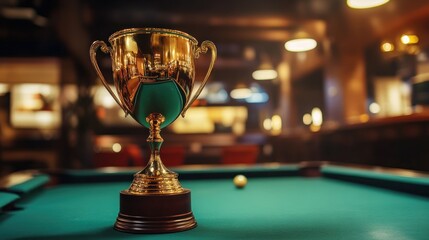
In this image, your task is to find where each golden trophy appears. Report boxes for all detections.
[89,28,216,233]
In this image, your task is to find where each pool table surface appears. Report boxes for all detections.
[1,163,429,240]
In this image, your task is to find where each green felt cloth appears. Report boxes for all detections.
[175,164,300,175]
[8,174,50,194]
[56,164,300,183]
[1,177,429,239]
[0,192,19,209]
[59,164,299,178]
[322,166,429,185]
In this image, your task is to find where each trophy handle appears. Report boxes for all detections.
[181,40,217,117]
[89,40,128,114]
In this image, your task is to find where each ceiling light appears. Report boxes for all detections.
[252,53,278,80]
[302,113,312,125]
[369,102,381,114]
[252,69,278,80]
[284,38,317,52]
[230,84,252,99]
[271,115,282,132]
[347,0,390,9]
[230,88,252,99]
[263,118,272,131]
[380,42,394,52]
[311,107,323,126]
[112,143,122,153]
[400,34,419,45]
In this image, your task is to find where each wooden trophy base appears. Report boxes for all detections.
[114,189,197,233]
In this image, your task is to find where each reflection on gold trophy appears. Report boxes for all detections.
[90,28,216,233]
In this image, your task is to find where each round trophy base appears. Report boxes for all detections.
[114,189,197,233]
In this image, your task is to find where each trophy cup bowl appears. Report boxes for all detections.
[89,28,216,233]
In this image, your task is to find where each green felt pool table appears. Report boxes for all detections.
[1,163,429,240]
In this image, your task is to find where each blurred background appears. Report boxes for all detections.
[1,0,429,176]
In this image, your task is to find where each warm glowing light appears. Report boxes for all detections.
[310,124,321,132]
[0,83,9,95]
[369,102,381,114]
[303,113,312,125]
[401,34,419,45]
[401,35,410,44]
[347,0,389,9]
[271,115,282,132]
[232,122,246,135]
[10,84,61,128]
[219,109,234,127]
[381,42,394,52]
[171,106,247,134]
[33,112,55,127]
[125,36,138,53]
[230,88,252,99]
[252,69,278,80]
[263,118,272,131]
[112,143,122,153]
[94,85,117,108]
[285,38,317,52]
[196,83,207,99]
[102,94,116,108]
[21,95,43,110]
[263,115,282,134]
[311,108,323,126]
[359,114,370,122]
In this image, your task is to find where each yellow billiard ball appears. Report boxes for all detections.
[233,175,247,188]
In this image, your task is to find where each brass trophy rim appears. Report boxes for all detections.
[108,27,198,45]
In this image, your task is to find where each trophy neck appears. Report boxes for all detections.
[127,113,184,195]
[146,113,164,151]
[144,113,174,177]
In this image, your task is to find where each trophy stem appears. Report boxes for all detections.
[127,113,184,194]
[115,113,197,233]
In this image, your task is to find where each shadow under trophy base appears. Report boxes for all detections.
[90,28,216,233]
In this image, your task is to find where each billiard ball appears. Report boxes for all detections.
[233,175,247,188]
